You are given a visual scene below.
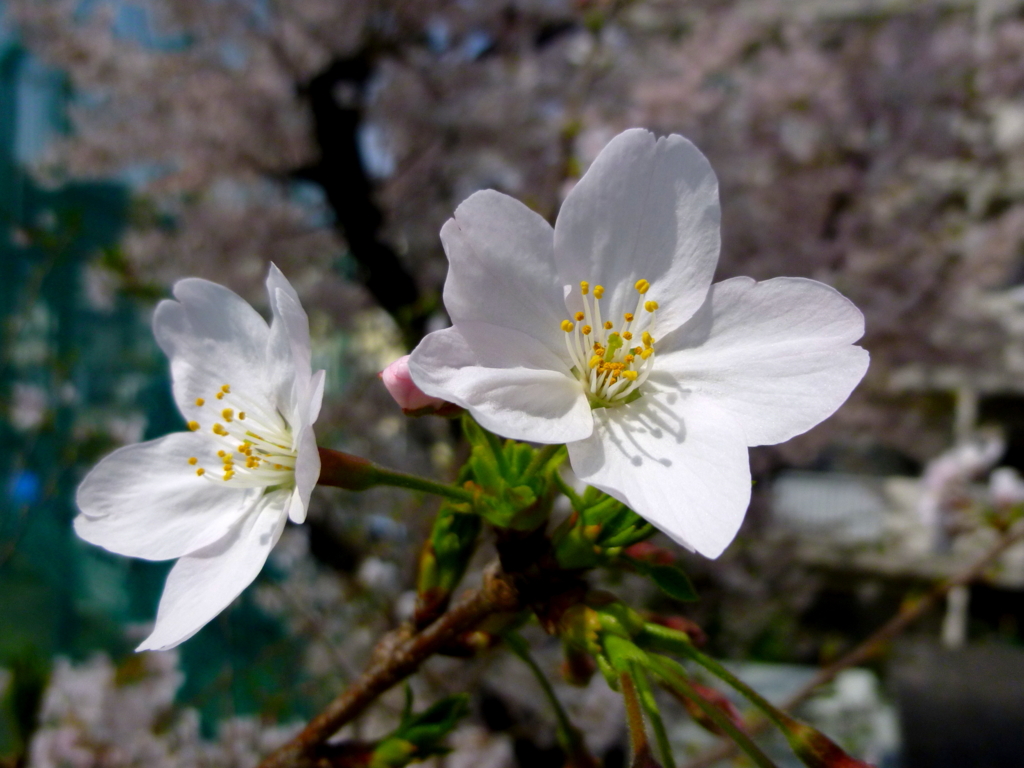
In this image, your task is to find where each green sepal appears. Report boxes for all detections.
[602,634,649,674]
[461,412,490,450]
[469,444,502,493]
[595,599,647,639]
[510,442,535,477]
[595,650,620,690]
[635,622,695,657]
[551,513,601,569]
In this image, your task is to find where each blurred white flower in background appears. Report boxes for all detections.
[917,430,1005,543]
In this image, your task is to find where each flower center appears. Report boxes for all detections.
[185,383,297,486]
[560,279,657,409]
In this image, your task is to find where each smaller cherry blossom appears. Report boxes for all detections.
[74,265,325,651]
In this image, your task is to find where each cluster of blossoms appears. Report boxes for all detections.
[27,652,299,768]
[74,127,867,648]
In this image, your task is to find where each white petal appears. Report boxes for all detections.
[135,490,289,652]
[567,392,750,559]
[153,278,273,420]
[408,324,593,443]
[655,277,869,447]
[307,368,326,426]
[554,129,720,336]
[440,190,568,363]
[266,265,313,407]
[289,423,319,524]
[75,432,261,560]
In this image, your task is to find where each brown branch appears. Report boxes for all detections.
[680,520,1024,768]
[258,565,520,768]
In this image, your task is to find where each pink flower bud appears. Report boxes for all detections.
[380,356,448,414]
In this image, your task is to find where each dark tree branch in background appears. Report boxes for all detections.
[296,52,427,347]
[258,565,521,768]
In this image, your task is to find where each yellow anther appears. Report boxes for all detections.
[222,408,234,422]
[623,331,633,341]
[217,450,226,457]
[223,471,234,481]
[624,313,634,322]
[195,398,205,406]
[187,457,198,465]
[589,355,603,369]
[635,279,650,294]
[238,412,246,420]
[561,320,575,333]
[623,370,639,381]
[633,346,642,355]
[642,331,654,347]
[187,421,200,431]
[603,321,613,330]
[581,325,592,335]
[580,281,589,295]
[625,354,635,363]
[216,392,224,400]
[574,311,585,322]
[221,384,231,393]
[593,285,605,299]
[212,423,228,436]
[644,300,659,312]
[238,444,247,453]
[196,467,206,477]
[640,348,654,360]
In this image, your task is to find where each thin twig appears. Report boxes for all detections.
[258,565,520,768]
[680,520,1024,768]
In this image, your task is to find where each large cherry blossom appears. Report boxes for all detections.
[75,265,325,650]
[409,129,869,558]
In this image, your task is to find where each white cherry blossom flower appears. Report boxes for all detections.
[74,265,325,651]
[408,129,869,558]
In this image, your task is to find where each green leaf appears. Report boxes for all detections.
[647,564,699,602]
[397,693,470,744]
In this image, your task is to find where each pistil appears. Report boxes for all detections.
[561,279,657,408]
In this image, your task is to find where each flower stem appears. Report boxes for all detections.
[318,448,477,503]
[620,671,657,767]
[647,656,780,768]
[629,661,676,768]
[370,465,476,504]
[503,631,597,767]
[671,640,789,733]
